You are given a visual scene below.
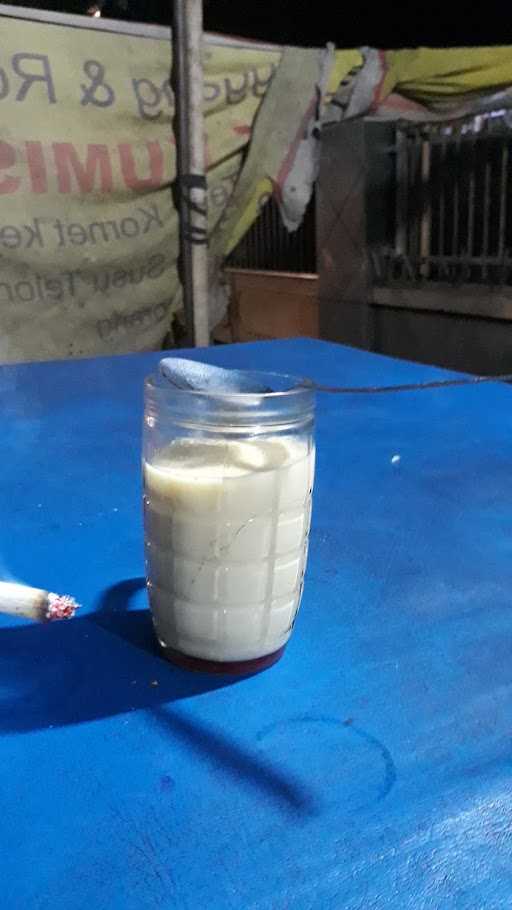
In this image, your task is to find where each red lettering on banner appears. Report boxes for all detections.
[53,143,113,193]
[118,140,164,190]
[26,141,48,194]
[0,141,20,195]
[0,139,175,194]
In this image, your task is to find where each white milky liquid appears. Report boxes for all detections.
[144,435,314,662]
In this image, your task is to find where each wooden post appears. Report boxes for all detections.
[172,0,209,347]
[316,120,395,350]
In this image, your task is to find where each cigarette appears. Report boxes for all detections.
[0,581,79,622]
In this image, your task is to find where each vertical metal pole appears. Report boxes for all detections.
[467,133,476,274]
[419,131,431,278]
[411,129,423,277]
[482,150,491,281]
[498,141,508,282]
[172,0,209,347]
[395,127,407,258]
[452,131,460,260]
[438,131,446,261]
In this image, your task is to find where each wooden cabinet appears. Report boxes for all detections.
[222,268,318,342]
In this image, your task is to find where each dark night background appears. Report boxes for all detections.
[9,0,506,49]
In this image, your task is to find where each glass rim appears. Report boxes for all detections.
[145,369,315,400]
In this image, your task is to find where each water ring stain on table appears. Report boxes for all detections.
[257,714,397,809]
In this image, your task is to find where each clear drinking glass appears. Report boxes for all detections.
[143,370,315,674]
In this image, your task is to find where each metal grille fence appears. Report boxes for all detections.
[227,193,317,273]
[375,114,512,286]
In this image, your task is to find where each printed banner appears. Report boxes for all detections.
[0,14,281,362]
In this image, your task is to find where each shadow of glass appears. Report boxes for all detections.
[91,577,158,656]
[0,577,237,733]
[0,577,316,816]
[150,706,318,817]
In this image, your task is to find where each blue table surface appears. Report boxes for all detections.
[1,338,511,909]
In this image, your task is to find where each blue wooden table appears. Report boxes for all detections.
[1,338,511,910]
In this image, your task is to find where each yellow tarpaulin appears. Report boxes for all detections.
[382,47,512,104]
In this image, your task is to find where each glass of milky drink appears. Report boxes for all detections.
[143,370,315,674]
